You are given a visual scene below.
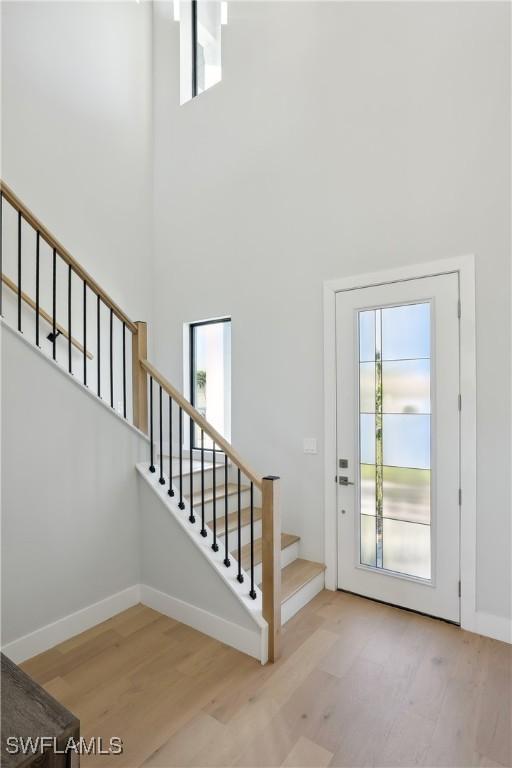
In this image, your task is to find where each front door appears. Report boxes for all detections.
[336,273,460,622]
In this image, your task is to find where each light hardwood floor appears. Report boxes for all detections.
[20,591,511,768]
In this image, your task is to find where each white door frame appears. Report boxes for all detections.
[323,255,477,632]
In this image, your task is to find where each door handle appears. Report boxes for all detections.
[338,476,354,486]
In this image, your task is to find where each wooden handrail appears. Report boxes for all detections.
[0,181,137,333]
[2,273,93,359]
[140,358,263,490]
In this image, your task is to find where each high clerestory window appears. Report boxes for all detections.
[175,1,227,104]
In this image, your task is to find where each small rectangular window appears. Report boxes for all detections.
[189,318,231,450]
[178,1,224,104]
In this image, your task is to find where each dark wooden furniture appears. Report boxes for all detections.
[1,652,80,768]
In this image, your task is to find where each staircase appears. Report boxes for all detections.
[0,179,326,663]
[176,458,326,624]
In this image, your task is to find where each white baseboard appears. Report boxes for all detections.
[1,585,141,664]
[470,610,512,644]
[140,584,267,664]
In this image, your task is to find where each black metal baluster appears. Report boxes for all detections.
[188,422,195,522]
[168,396,174,497]
[68,264,72,373]
[17,212,22,332]
[35,233,40,346]
[52,248,56,359]
[223,454,230,567]
[178,407,185,509]
[97,295,101,397]
[122,322,126,418]
[149,376,155,472]
[109,308,114,408]
[159,386,165,484]
[83,281,87,385]
[249,482,256,599]
[211,442,218,551]
[200,430,206,536]
[237,468,244,583]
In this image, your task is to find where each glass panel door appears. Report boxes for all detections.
[358,303,432,580]
[335,272,460,622]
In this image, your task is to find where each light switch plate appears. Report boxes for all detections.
[303,438,318,454]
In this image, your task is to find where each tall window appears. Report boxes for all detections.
[359,303,432,580]
[177,1,225,104]
[189,318,231,449]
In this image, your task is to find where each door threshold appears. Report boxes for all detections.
[337,588,460,627]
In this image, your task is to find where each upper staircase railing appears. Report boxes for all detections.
[0,180,281,661]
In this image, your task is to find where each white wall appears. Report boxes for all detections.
[1,0,153,323]
[152,2,511,620]
[1,323,147,646]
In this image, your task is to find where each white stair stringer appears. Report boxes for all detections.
[136,463,268,663]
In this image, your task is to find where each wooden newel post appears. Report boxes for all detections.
[132,321,148,434]
[262,475,281,662]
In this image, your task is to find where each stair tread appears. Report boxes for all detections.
[232,533,299,570]
[188,483,250,506]
[207,506,263,534]
[166,457,225,478]
[279,559,326,604]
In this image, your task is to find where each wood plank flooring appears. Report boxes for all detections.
[19,591,511,768]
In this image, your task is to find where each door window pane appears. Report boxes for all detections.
[361,515,377,567]
[382,359,430,415]
[191,318,231,449]
[382,414,430,469]
[383,467,430,524]
[382,303,430,361]
[360,414,376,464]
[360,363,376,413]
[361,464,376,516]
[357,303,432,580]
[359,310,376,362]
[382,518,431,579]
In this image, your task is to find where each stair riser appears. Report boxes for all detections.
[189,490,252,521]
[251,540,300,584]
[281,570,325,624]
[218,519,262,549]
